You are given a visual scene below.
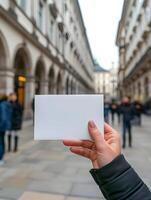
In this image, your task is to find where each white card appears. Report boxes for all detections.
[34,95,104,140]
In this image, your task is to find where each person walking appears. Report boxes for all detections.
[120,96,134,148]
[110,102,117,125]
[31,97,35,125]
[104,101,110,123]
[7,93,23,152]
[0,95,12,165]
[116,101,121,124]
[133,100,143,126]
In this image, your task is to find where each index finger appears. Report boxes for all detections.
[63,140,94,149]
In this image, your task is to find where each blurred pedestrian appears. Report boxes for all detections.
[104,101,110,123]
[121,96,134,148]
[110,102,117,125]
[31,97,35,125]
[133,100,143,126]
[32,97,35,113]
[7,93,23,152]
[116,101,121,124]
[0,94,12,165]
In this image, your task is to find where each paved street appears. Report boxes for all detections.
[0,116,151,200]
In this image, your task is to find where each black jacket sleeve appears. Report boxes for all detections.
[90,154,151,200]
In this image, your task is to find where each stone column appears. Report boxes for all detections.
[52,81,57,94]
[52,82,56,94]
[62,84,66,94]
[0,68,14,95]
[76,83,79,94]
[48,81,56,94]
[24,76,35,119]
[41,80,49,94]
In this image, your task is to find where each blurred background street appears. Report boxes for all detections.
[0,115,150,200]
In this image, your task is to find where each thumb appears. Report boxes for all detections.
[88,121,105,151]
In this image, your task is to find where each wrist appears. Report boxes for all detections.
[90,154,128,185]
[97,149,120,169]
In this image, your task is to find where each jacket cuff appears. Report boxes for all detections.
[90,154,130,186]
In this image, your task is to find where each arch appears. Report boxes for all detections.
[0,31,10,68]
[0,41,6,67]
[13,47,32,107]
[48,66,55,94]
[14,48,31,75]
[56,71,63,94]
[13,44,32,74]
[35,58,46,94]
[0,32,8,69]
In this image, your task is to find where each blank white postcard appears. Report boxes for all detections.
[34,95,104,140]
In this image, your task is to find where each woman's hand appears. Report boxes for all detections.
[63,121,121,169]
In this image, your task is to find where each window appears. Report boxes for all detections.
[70,17,73,23]
[137,14,142,22]
[70,41,74,49]
[64,3,68,12]
[126,21,129,28]
[58,32,62,50]
[133,26,137,33]
[130,35,133,41]
[129,11,133,18]
[74,26,77,32]
[38,1,44,30]
[65,32,69,41]
[49,20,54,40]
[19,0,26,11]
[143,0,148,8]
[76,32,78,39]
[133,0,136,6]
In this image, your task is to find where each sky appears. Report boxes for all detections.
[79,0,124,69]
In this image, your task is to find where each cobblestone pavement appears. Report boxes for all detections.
[0,116,151,200]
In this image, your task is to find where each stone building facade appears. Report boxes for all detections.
[94,62,117,101]
[116,0,151,103]
[0,0,94,118]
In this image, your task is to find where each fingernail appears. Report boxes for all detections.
[88,121,96,128]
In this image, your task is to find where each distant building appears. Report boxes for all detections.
[0,0,94,118]
[116,0,151,103]
[110,66,118,99]
[94,61,117,101]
